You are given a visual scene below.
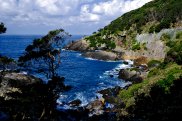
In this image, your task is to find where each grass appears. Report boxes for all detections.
[118,63,182,107]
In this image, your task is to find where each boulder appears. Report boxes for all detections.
[68,99,82,107]
[134,56,148,66]
[118,69,143,84]
[86,100,104,117]
[0,71,42,100]
[98,86,121,98]
[65,39,89,52]
[82,50,118,61]
[2,72,42,87]
[118,69,137,80]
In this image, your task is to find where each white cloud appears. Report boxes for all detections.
[92,0,152,16]
[0,0,152,35]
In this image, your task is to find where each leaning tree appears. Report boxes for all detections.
[18,29,71,79]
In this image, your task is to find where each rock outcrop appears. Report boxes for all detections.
[82,50,118,61]
[118,68,145,84]
[0,71,70,120]
[65,39,89,52]
[0,71,42,100]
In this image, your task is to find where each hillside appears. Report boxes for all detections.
[80,0,182,61]
[79,0,182,120]
[105,0,182,33]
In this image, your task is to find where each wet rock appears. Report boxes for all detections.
[86,100,105,117]
[98,86,122,106]
[98,86,121,98]
[110,75,114,78]
[123,61,129,65]
[68,99,82,107]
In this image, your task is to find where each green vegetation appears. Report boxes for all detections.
[0,55,15,71]
[164,31,182,65]
[85,0,182,50]
[131,43,141,51]
[85,30,116,50]
[160,33,171,42]
[106,0,182,33]
[117,29,182,119]
[18,29,71,79]
[147,60,161,68]
[176,31,182,39]
[119,63,182,107]
[0,23,14,71]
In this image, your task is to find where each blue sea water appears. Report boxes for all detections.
[0,35,130,108]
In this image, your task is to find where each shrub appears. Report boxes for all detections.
[149,25,156,33]
[156,74,175,93]
[176,31,182,39]
[160,33,171,41]
[147,68,159,77]
[132,42,141,51]
[165,40,182,64]
[147,60,161,68]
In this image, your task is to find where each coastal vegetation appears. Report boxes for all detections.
[1,0,182,120]
[0,23,6,34]
[0,26,72,120]
[116,25,182,120]
[18,29,71,79]
[85,0,182,51]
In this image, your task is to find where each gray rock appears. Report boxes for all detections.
[118,69,143,84]
[82,50,118,61]
[68,99,82,107]
[86,100,104,117]
[0,71,42,100]
[65,39,89,52]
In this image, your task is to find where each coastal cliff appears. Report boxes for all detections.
[65,0,182,120]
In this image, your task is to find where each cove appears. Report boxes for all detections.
[0,35,130,108]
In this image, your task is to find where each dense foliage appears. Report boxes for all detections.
[0,55,15,71]
[85,0,182,50]
[0,72,69,120]
[117,29,182,120]
[164,31,182,65]
[18,29,71,79]
[85,30,116,50]
[106,0,182,33]
[0,22,6,34]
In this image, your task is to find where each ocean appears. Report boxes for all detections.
[0,35,131,108]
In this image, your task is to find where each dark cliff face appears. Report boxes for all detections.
[0,71,67,121]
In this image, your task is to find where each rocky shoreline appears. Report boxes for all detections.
[64,39,151,118]
[0,39,152,120]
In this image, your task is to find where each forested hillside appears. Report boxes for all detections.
[85,0,182,50]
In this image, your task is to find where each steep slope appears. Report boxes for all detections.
[105,0,182,33]
[82,0,182,61]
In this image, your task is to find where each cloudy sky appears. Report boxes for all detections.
[0,0,152,35]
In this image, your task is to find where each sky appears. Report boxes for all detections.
[0,0,152,35]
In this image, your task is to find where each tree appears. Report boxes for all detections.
[0,23,14,71]
[0,55,16,71]
[0,22,6,34]
[18,29,71,79]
